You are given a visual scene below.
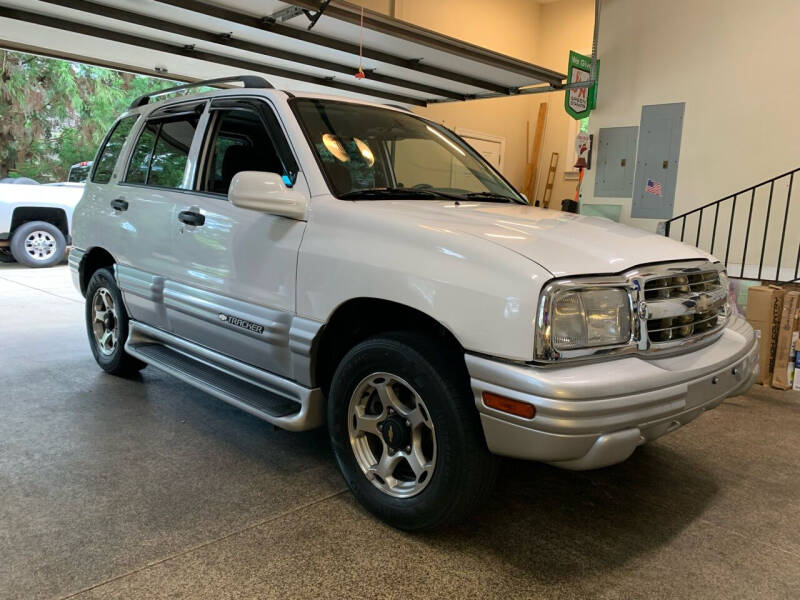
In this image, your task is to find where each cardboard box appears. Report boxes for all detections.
[772,291,800,390]
[746,285,785,385]
[730,278,762,316]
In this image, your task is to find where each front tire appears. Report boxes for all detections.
[10,221,66,268]
[328,332,497,530]
[85,268,146,376]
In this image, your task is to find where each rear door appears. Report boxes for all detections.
[167,97,307,378]
[74,113,139,255]
[113,101,205,331]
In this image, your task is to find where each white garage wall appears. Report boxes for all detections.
[581,0,800,238]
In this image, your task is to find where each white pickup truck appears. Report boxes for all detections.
[69,77,758,530]
[0,180,84,267]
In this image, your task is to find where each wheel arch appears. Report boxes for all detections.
[79,247,116,295]
[312,297,468,398]
[11,207,69,239]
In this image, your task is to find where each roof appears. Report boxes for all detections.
[124,79,418,119]
[0,0,567,107]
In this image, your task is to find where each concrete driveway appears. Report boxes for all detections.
[1,264,799,599]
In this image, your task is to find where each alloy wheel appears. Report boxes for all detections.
[91,288,119,356]
[24,230,57,261]
[348,372,437,498]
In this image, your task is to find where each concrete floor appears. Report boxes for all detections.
[1,263,799,600]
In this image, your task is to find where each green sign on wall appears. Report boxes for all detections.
[565,51,599,120]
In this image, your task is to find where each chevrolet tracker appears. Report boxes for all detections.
[69,77,758,530]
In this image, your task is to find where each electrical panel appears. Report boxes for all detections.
[631,102,685,219]
[593,126,638,197]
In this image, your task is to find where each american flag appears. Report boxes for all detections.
[646,179,663,196]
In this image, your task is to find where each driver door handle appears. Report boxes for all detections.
[110,198,128,211]
[178,209,205,227]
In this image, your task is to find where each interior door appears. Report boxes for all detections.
[461,136,503,169]
[167,99,306,378]
[454,131,504,189]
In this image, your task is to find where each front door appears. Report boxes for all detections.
[168,98,307,379]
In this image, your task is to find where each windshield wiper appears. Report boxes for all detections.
[339,187,461,200]
[339,187,520,203]
[462,192,520,203]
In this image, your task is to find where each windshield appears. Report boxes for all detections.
[292,99,524,203]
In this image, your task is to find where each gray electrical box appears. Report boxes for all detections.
[631,102,685,219]
[594,126,638,197]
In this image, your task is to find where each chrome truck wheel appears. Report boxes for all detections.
[9,221,66,268]
[24,230,58,262]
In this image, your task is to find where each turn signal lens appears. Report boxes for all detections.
[482,392,535,419]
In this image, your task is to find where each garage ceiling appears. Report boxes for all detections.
[0,0,566,107]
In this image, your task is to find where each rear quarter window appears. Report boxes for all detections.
[92,115,139,184]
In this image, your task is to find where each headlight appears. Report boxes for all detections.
[717,269,735,316]
[718,270,729,294]
[536,281,634,360]
[551,288,632,350]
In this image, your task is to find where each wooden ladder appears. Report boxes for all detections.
[540,152,559,208]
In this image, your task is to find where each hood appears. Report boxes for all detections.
[360,200,714,277]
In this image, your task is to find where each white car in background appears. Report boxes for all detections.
[0,178,84,267]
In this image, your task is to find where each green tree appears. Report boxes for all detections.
[0,50,177,182]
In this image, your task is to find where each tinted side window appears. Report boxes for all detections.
[211,133,249,185]
[149,118,198,188]
[124,116,199,189]
[92,115,139,184]
[125,122,158,184]
[200,109,285,195]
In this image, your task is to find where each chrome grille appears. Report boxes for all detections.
[644,271,721,299]
[642,268,727,345]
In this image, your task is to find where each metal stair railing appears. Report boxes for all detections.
[663,167,799,281]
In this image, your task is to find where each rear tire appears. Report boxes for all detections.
[10,221,66,268]
[85,267,146,376]
[328,332,497,531]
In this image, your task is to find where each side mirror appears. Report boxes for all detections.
[229,171,307,221]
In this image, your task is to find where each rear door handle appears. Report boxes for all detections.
[110,198,128,211]
[178,210,205,227]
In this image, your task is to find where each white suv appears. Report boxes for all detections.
[70,76,758,530]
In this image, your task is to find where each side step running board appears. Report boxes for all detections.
[125,321,324,431]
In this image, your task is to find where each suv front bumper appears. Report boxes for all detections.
[467,315,758,470]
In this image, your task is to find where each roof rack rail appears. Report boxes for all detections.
[129,75,273,108]
[383,103,412,112]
